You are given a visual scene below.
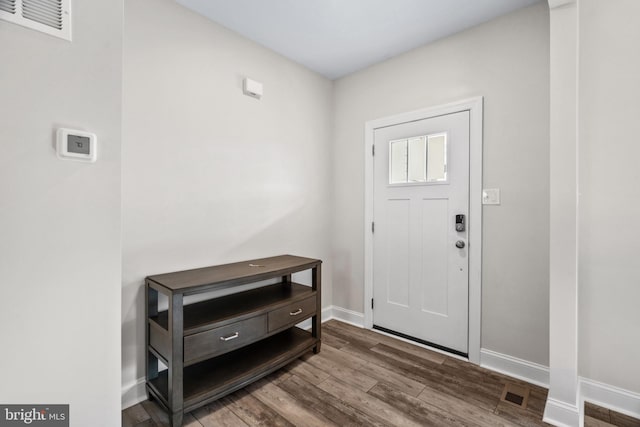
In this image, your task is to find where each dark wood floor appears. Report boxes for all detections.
[585,402,640,427]
[123,320,637,427]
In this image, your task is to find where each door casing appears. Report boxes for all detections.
[364,97,483,364]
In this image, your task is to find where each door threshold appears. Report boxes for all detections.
[372,325,468,359]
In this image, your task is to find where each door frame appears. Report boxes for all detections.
[363,97,483,364]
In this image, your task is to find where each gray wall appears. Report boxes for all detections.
[332,3,550,365]
[121,0,334,406]
[578,0,640,393]
[0,1,122,425]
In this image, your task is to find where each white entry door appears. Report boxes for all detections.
[373,110,470,355]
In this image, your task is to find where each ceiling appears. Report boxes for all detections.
[176,0,542,80]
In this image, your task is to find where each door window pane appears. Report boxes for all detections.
[389,139,408,184]
[389,133,447,184]
[408,137,427,182]
[426,134,447,182]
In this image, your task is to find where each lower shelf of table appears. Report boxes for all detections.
[147,327,318,413]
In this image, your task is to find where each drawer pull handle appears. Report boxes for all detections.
[289,308,303,316]
[220,332,239,341]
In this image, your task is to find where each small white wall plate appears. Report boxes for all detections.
[56,128,97,162]
[482,188,501,205]
[243,78,263,98]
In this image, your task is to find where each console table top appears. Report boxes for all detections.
[146,254,321,293]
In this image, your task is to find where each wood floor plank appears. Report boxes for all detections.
[192,400,249,427]
[369,342,444,371]
[220,388,294,427]
[435,357,506,400]
[526,387,549,417]
[284,359,330,385]
[122,403,151,427]
[435,366,503,397]
[367,381,471,426]
[444,357,549,397]
[317,376,424,427]
[183,414,203,427]
[585,416,618,427]
[141,400,202,427]
[584,402,640,427]
[610,411,640,427]
[321,331,350,349]
[130,419,156,427]
[585,402,612,423]
[431,359,509,411]
[340,341,501,411]
[321,342,425,397]
[442,356,507,387]
[300,350,378,392]
[369,333,448,365]
[493,401,550,427]
[262,368,292,385]
[248,378,338,427]
[323,322,380,348]
[324,320,379,341]
[326,320,448,364]
[417,384,515,427]
[337,340,431,375]
[279,374,388,427]
[140,400,170,426]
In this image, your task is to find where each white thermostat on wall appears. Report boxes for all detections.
[56,128,97,162]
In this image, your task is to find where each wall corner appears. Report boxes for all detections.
[545,0,581,425]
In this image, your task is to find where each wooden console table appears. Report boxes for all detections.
[145,255,322,427]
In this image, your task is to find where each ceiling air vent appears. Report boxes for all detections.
[0,0,71,41]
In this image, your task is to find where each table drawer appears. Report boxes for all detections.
[184,315,267,363]
[268,295,316,332]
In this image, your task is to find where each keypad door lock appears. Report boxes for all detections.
[455,214,466,232]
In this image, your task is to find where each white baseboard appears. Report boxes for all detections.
[580,377,640,419]
[480,348,550,388]
[330,305,365,327]
[122,377,147,410]
[543,397,581,427]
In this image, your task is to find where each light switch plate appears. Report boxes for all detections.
[482,188,500,205]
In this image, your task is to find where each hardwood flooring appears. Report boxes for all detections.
[124,320,565,426]
[584,402,640,427]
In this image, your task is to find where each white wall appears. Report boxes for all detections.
[578,0,640,394]
[332,3,550,365]
[0,1,122,426]
[121,0,334,406]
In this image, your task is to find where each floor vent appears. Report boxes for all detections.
[505,391,524,405]
[500,383,530,409]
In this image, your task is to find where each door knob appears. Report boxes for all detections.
[455,240,465,249]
